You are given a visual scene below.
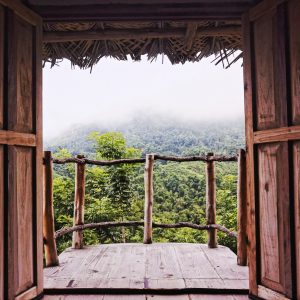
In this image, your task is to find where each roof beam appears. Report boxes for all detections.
[29,2,260,22]
[43,26,241,43]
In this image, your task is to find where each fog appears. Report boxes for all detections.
[43,55,244,139]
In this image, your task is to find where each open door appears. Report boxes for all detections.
[0,0,43,299]
[243,0,300,299]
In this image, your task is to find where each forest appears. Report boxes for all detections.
[46,117,245,254]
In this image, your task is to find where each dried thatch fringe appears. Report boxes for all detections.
[43,20,242,69]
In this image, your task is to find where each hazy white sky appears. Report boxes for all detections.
[43,56,244,139]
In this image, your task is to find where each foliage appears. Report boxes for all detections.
[51,125,243,254]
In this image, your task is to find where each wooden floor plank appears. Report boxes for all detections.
[173,244,220,279]
[43,295,249,300]
[44,243,249,291]
[200,245,248,280]
[147,295,190,299]
[190,295,249,300]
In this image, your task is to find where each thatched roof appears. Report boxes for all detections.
[43,20,243,69]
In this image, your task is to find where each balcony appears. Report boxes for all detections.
[42,151,248,297]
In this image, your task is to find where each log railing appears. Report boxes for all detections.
[43,150,247,268]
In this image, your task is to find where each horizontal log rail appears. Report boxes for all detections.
[55,221,237,239]
[43,150,247,268]
[51,154,238,165]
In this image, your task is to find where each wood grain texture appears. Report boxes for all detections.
[43,26,241,43]
[293,142,300,300]
[258,285,290,300]
[0,5,3,129]
[289,0,300,125]
[253,5,287,130]
[0,0,42,25]
[28,1,257,22]
[253,125,300,144]
[206,153,217,248]
[43,295,249,300]
[1,1,43,298]
[44,243,249,292]
[34,13,44,295]
[144,154,154,244]
[7,13,33,134]
[242,12,257,296]
[72,155,86,249]
[43,151,59,267]
[0,146,3,300]
[258,143,291,296]
[237,149,247,266]
[0,130,36,146]
[8,146,34,298]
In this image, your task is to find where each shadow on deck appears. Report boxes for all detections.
[44,243,249,294]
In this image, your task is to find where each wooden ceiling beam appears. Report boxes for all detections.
[43,26,241,43]
[184,22,198,51]
[29,3,258,22]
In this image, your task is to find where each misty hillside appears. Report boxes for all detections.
[45,116,245,156]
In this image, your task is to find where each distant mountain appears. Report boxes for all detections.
[44,115,245,157]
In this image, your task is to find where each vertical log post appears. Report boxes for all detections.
[206,152,217,248]
[237,149,247,266]
[144,154,154,244]
[43,151,59,267]
[72,155,86,249]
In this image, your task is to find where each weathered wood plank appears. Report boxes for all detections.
[242,11,257,296]
[43,151,59,267]
[8,146,34,297]
[258,285,290,300]
[44,243,249,291]
[145,244,185,289]
[206,153,217,248]
[0,0,41,25]
[190,295,249,300]
[200,245,248,280]
[253,5,287,130]
[237,149,247,266]
[173,243,219,279]
[7,13,33,134]
[72,155,86,249]
[290,0,300,125]
[0,130,36,147]
[34,14,44,295]
[144,154,154,244]
[253,125,300,144]
[0,4,3,130]
[0,146,3,300]
[43,26,240,43]
[258,143,291,295]
[293,141,300,300]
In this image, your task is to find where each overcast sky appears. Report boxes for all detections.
[43,56,244,139]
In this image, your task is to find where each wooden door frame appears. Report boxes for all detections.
[0,0,43,299]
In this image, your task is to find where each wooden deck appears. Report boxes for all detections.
[44,243,249,293]
[43,294,249,299]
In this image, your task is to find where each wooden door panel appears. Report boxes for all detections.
[0,1,43,299]
[253,3,287,131]
[294,141,300,299]
[8,13,33,134]
[290,0,300,125]
[0,4,3,130]
[243,1,295,298]
[0,146,3,300]
[8,146,35,295]
[258,142,291,295]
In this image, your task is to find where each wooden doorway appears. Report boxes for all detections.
[243,0,300,298]
[0,0,43,299]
